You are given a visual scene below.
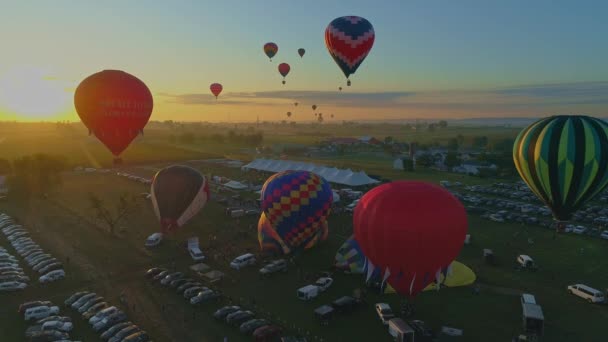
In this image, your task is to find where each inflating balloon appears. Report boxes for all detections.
[325,16,375,86]
[151,165,209,234]
[278,63,290,84]
[258,213,290,254]
[74,70,153,164]
[298,48,305,58]
[513,115,608,223]
[261,171,333,252]
[210,83,223,99]
[264,42,278,61]
[354,181,467,298]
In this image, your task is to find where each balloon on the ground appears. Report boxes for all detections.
[258,213,290,254]
[74,70,153,159]
[298,48,305,58]
[325,16,375,86]
[210,83,223,99]
[264,42,278,61]
[353,181,467,298]
[383,261,476,293]
[513,115,608,221]
[335,235,366,273]
[261,171,333,252]
[278,63,290,84]
[151,165,209,234]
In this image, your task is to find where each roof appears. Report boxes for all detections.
[388,318,415,333]
[298,284,319,292]
[522,303,544,320]
[314,305,334,316]
[522,294,536,304]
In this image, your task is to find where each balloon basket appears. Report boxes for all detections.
[113,158,123,166]
[282,80,286,85]
[347,80,351,86]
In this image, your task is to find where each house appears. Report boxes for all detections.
[358,136,382,145]
[0,176,7,195]
[325,137,360,145]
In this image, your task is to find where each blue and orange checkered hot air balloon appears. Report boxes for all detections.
[261,170,333,252]
[258,212,291,255]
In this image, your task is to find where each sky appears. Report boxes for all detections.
[0,0,607,122]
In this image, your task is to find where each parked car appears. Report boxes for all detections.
[36,315,71,324]
[601,230,608,240]
[24,306,60,321]
[375,303,395,324]
[78,296,104,313]
[89,306,118,325]
[41,320,73,332]
[315,277,334,292]
[38,262,63,275]
[0,281,27,291]
[65,291,89,306]
[253,325,283,340]
[144,233,162,248]
[153,270,169,281]
[213,306,240,320]
[226,310,255,325]
[297,285,319,301]
[184,286,207,300]
[160,272,183,286]
[239,318,270,334]
[568,284,606,303]
[170,278,194,288]
[230,253,256,270]
[145,267,166,278]
[26,330,69,341]
[93,311,127,332]
[72,293,97,309]
[331,296,358,313]
[122,331,150,342]
[573,226,588,234]
[188,246,205,261]
[83,302,108,319]
[109,325,141,342]
[33,258,58,272]
[259,259,288,276]
[100,321,133,340]
[19,301,54,314]
[190,289,220,304]
[40,269,66,283]
[177,282,202,294]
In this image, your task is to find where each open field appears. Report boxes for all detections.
[1,122,607,341]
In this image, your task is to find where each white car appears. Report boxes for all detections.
[573,226,588,234]
[24,306,60,321]
[568,284,605,303]
[489,214,505,222]
[42,320,73,332]
[600,230,608,240]
[89,306,118,325]
[315,277,334,292]
[188,246,205,261]
[40,269,66,283]
[375,303,395,324]
[144,232,162,247]
[230,253,256,270]
[0,281,27,291]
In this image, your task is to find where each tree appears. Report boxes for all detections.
[445,151,461,169]
[8,154,69,199]
[384,136,394,145]
[472,136,489,149]
[427,124,437,132]
[447,138,459,151]
[438,120,448,129]
[491,138,515,153]
[402,158,414,171]
[88,193,140,235]
[416,153,434,167]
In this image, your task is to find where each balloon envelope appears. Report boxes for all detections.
[353,181,467,298]
[210,83,223,98]
[74,70,153,157]
[261,171,333,251]
[513,115,608,221]
[264,42,278,60]
[151,165,209,234]
[312,105,317,111]
[278,63,290,77]
[258,213,290,254]
[298,48,305,57]
[325,16,375,82]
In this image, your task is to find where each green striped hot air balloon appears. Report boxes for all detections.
[513,115,608,222]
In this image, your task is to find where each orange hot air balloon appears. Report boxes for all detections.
[278,63,290,85]
[74,70,153,164]
[210,83,223,99]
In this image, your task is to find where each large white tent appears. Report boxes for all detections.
[242,159,380,187]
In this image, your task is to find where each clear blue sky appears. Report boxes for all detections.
[1,0,607,121]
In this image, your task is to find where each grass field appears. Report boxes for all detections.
[1,122,606,341]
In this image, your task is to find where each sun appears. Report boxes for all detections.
[0,66,71,120]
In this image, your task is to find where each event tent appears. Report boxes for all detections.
[242,159,379,187]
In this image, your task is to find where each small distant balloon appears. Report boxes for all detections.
[286,112,292,118]
[312,104,317,111]
[278,63,290,84]
[339,86,342,91]
[210,83,223,99]
[331,114,334,118]
[298,48,305,58]
[264,42,278,61]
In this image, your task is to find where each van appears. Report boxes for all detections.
[521,293,537,305]
[517,255,535,268]
[297,285,319,301]
[24,306,60,321]
[387,318,415,342]
[144,233,162,247]
[230,253,256,270]
[567,284,605,303]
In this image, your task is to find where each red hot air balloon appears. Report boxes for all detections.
[298,48,305,58]
[264,42,278,61]
[354,181,467,298]
[278,63,290,84]
[210,83,223,99]
[325,16,375,86]
[74,70,153,164]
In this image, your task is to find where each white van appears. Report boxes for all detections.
[230,253,256,270]
[517,255,535,268]
[144,233,162,247]
[24,306,60,321]
[567,284,605,303]
[297,285,319,301]
[388,318,415,342]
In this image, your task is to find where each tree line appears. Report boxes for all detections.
[169,130,264,146]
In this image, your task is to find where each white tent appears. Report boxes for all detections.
[242,159,379,187]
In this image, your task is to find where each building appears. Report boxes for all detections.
[358,136,382,145]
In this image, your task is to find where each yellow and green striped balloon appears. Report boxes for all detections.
[513,115,608,221]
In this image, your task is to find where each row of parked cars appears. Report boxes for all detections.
[145,267,283,339]
[19,300,78,341]
[115,172,152,185]
[64,290,150,342]
[0,213,66,284]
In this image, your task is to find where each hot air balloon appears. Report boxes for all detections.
[331,114,334,118]
[339,86,342,91]
[264,42,278,61]
[151,165,209,234]
[353,181,467,298]
[286,112,292,118]
[278,63,290,84]
[210,83,223,99]
[335,235,366,273]
[317,115,324,123]
[258,213,290,254]
[325,16,375,86]
[513,115,608,227]
[74,70,153,164]
[294,102,298,107]
[261,171,333,252]
[298,48,305,58]
[312,105,317,111]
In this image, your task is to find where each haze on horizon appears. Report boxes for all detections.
[0,0,607,123]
